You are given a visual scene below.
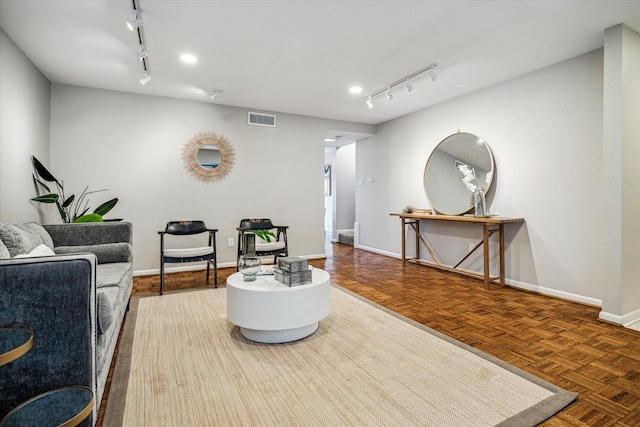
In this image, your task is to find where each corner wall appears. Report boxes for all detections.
[0,29,51,223]
[601,24,640,326]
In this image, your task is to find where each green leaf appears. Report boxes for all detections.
[93,198,118,216]
[31,156,58,183]
[31,194,59,203]
[73,213,104,223]
[250,229,276,242]
[32,175,51,193]
[61,194,75,208]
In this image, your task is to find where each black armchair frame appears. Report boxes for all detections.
[236,218,288,266]
[159,220,218,295]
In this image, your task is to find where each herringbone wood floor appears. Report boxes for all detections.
[98,241,640,426]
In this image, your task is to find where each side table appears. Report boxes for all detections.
[0,328,34,367]
[227,268,331,343]
[0,386,94,427]
[1,328,94,426]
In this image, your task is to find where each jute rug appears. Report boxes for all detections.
[103,285,576,426]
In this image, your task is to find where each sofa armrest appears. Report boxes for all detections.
[0,254,97,422]
[44,222,132,246]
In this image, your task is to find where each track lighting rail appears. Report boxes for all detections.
[364,63,437,109]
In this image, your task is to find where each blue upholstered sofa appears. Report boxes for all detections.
[0,222,133,425]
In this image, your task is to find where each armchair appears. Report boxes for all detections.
[237,218,288,266]
[159,221,218,295]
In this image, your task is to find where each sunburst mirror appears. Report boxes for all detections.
[182,131,236,183]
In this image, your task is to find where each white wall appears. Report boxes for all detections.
[357,49,605,304]
[48,85,374,272]
[335,143,355,232]
[0,29,51,223]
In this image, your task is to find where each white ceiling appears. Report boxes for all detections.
[1,0,639,131]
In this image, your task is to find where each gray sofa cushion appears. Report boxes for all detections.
[55,242,132,264]
[96,262,131,289]
[97,291,114,335]
[0,222,54,257]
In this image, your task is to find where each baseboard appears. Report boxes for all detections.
[356,246,603,308]
[356,245,403,260]
[506,278,602,307]
[599,307,640,328]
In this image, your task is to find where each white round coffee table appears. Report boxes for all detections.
[226,268,331,343]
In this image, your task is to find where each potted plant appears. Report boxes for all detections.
[30,156,119,223]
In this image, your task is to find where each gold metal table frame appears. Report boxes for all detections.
[391,213,524,289]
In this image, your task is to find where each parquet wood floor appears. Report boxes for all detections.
[98,241,640,426]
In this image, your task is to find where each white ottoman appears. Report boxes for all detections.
[226,268,330,343]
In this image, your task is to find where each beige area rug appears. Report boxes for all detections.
[104,286,576,426]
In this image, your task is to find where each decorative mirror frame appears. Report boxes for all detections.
[423,132,495,215]
[182,131,236,183]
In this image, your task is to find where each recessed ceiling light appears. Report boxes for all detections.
[349,86,363,94]
[324,137,336,142]
[180,53,198,64]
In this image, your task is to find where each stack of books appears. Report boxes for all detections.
[274,257,312,287]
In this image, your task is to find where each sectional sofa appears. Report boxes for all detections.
[0,221,133,425]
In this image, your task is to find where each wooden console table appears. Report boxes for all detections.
[391,213,524,289]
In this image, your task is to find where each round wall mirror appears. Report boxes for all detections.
[197,144,222,169]
[182,131,235,182]
[423,132,495,215]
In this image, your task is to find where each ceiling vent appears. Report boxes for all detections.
[248,112,276,127]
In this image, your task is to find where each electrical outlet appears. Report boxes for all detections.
[227,238,234,247]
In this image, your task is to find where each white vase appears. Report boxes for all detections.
[473,188,486,218]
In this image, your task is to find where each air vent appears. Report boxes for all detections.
[248,112,276,127]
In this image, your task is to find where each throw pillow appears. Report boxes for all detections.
[0,238,9,259]
[0,222,55,258]
[14,244,56,258]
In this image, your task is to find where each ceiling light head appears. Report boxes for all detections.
[137,45,148,62]
[139,72,151,85]
[385,87,393,100]
[366,96,374,109]
[209,90,222,101]
[404,79,413,92]
[349,86,363,94]
[428,67,438,81]
[127,10,143,31]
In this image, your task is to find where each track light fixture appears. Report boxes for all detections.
[127,9,143,31]
[139,71,151,85]
[209,90,222,101]
[366,96,374,109]
[128,0,150,85]
[363,63,437,109]
[137,45,148,62]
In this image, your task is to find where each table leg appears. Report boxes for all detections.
[401,218,407,266]
[415,220,420,262]
[499,224,505,287]
[483,224,490,289]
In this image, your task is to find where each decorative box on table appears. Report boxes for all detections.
[275,257,312,286]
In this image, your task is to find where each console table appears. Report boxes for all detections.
[391,213,524,289]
